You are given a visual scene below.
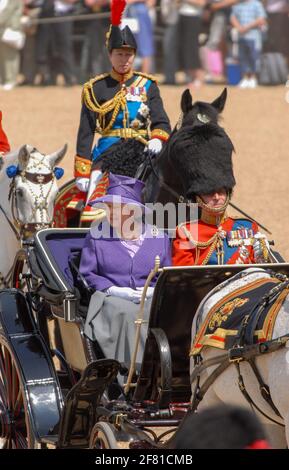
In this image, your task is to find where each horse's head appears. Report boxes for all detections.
[179,88,227,129]
[13,144,67,230]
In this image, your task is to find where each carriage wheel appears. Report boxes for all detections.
[89,422,119,449]
[0,338,35,449]
[11,250,28,290]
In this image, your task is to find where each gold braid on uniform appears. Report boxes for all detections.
[133,71,157,83]
[180,224,225,265]
[82,74,129,134]
[196,194,230,215]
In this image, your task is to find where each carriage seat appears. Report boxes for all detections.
[34,228,90,297]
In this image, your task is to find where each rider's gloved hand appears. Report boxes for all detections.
[253,232,270,263]
[136,286,155,299]
[106,286,143,303]
[86,169,103,201]
[75,177,90,193]
[146,138,163,155]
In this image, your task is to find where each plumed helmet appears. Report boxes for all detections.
[106,0,137,51]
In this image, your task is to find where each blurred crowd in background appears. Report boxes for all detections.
[0,0,288,91]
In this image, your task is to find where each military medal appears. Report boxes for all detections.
[227,228,255,247]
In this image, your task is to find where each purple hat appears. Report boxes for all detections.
[89,173,147,211]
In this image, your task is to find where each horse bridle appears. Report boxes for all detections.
[7,168,56,240]
[143,137,193,206]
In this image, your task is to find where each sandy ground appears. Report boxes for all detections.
[1,83,289,259]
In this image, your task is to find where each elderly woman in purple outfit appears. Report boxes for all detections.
[79,173,171,368]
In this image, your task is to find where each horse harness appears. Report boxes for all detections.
[9,169,55,237]
[191,270,289,426]
[141,145,193,206]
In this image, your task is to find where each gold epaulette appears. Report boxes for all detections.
[82,73,110,111]
[133,71,157,83]
[84,73,110,89]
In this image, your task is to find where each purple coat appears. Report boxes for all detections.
[79,224,172,291]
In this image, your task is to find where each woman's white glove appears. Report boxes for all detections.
[107,286,143,303]
[75,177,90,193]
[146,138,163,154]
[253,232,270,263]
[136,286,155,299]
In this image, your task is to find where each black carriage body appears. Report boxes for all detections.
[0,289,63,447]
[2,227,289,448]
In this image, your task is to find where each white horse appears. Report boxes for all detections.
[0,144,67,286]
[190,268,289,448]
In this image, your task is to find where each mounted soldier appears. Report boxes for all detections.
[69,0,171,225]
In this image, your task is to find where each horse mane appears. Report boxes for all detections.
[101,139,146,177]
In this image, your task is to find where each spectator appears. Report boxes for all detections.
[204,0,238,83]
[36,0,77,86]
[231,0,267,88]
[160,0,179,85]
[20,0,42,85]
[171,405,271,449]
[265,0,289,65]
[0,0,23,90]
[126,0,155,74]
[83,0,110,77]
[178,0,206,89]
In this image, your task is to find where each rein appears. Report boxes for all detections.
[145,147,193,206]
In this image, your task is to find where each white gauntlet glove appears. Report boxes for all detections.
[253,232,270,263]
[86,169,103,202]
[107,286,143,304]
[75,177,90,193]
[136,286,155,299]
[146,138,163,155]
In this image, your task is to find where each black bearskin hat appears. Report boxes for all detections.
[171,405,269,449]
[169,124,235,199]
[168,89,235,199]
[106,0,137,52]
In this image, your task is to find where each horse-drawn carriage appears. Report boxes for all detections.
[2,87,289,449]
[1,222,289,449]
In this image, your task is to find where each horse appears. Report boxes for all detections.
[57,88,232,228]
[142,87,233,207]
[190,267,289,448]
[0,144,67,287]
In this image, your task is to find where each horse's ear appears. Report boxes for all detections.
[181,89,193,114]
[211,88,227,113]
[18,145,31,169]
[48,143,68,167]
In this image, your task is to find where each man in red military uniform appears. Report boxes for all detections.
[0,111,10,154]
[172,133,271,266]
